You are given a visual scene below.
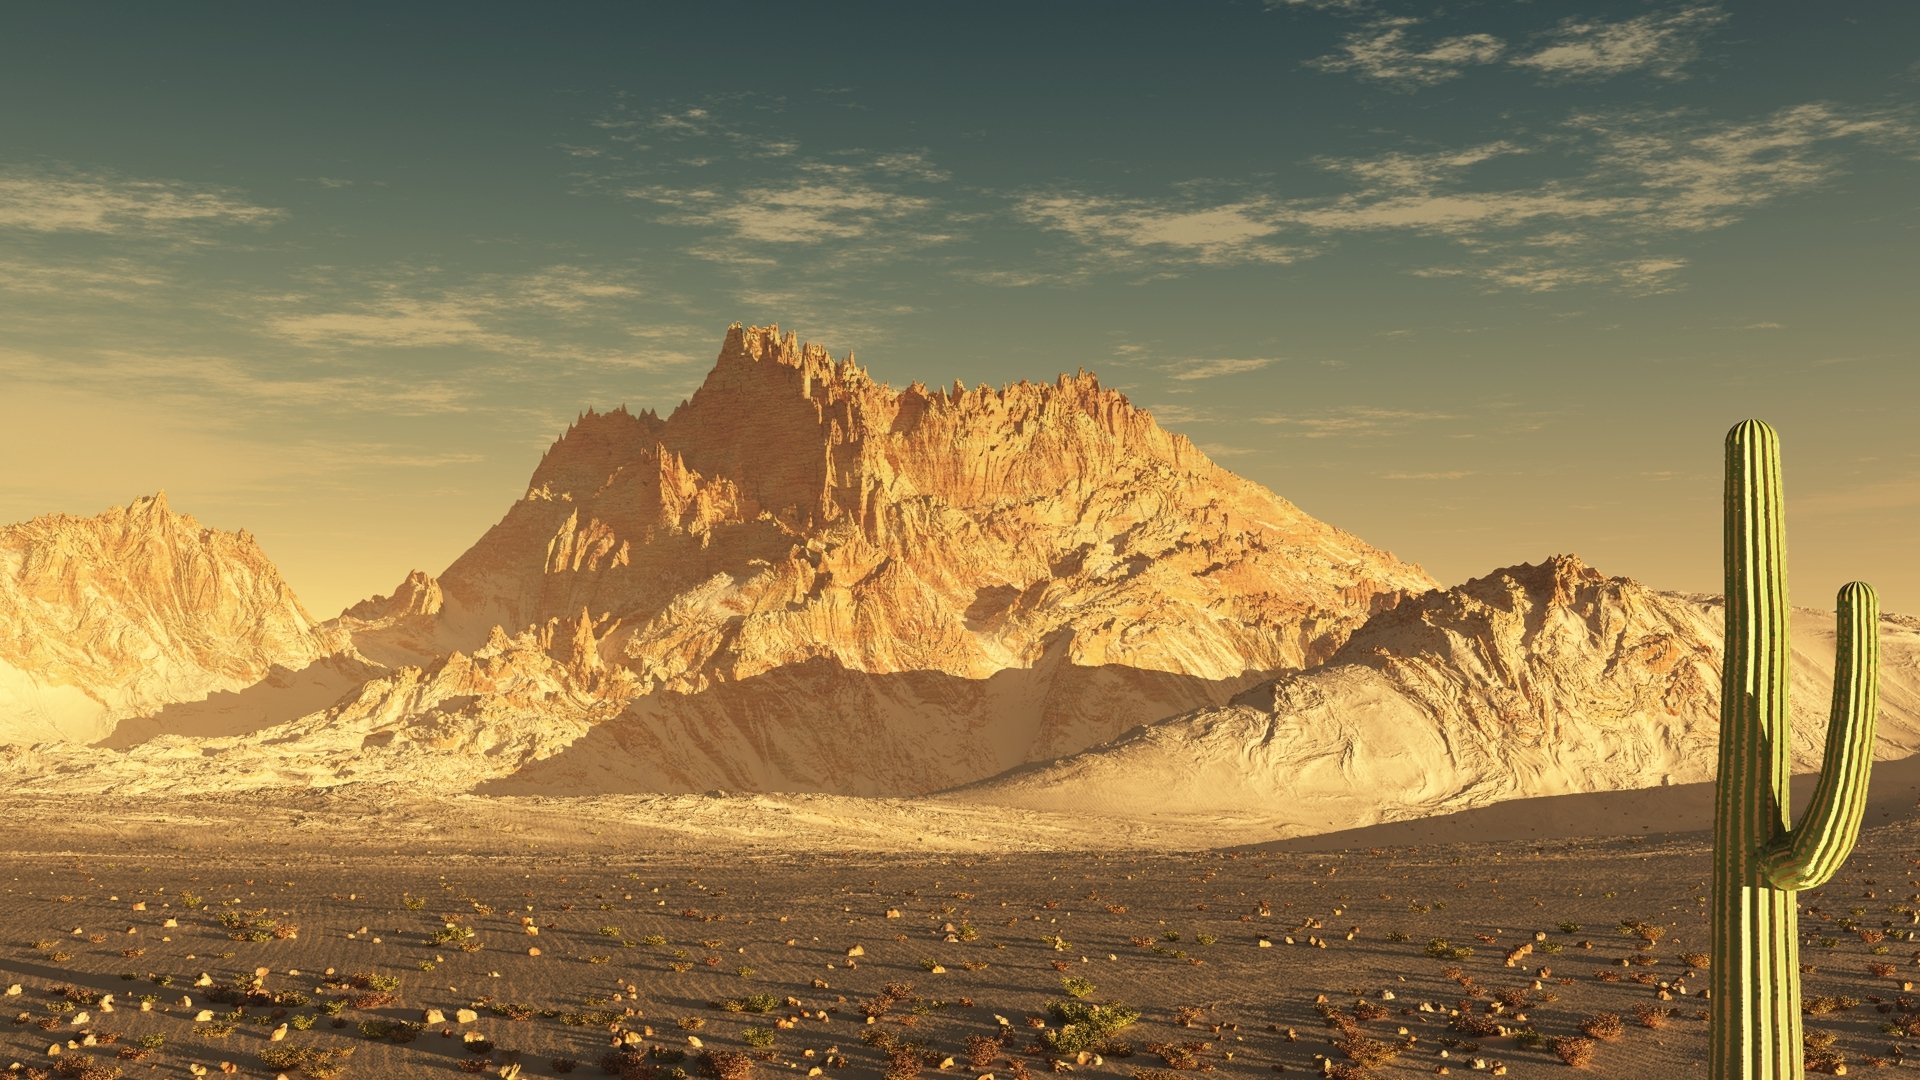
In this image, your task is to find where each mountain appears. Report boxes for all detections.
[310,322,1438,793]
[941,554,1920,836]
[0,493,354,745]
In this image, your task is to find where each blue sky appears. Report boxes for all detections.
[2,1,1917,615]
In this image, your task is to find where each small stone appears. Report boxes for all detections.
[846,945,864,957]
[455,1009,478,1024]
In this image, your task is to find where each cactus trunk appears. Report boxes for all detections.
[1710,419,1879,1080]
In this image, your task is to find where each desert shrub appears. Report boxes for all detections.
[699,1049,754,1079]
[1451,1010,1503,1038]
[260,1045,355,1078]
[51,1059,123,1080]
[1553,1036,1596,1067]
[1336,1034,1400,1067]
[1142,1041,1206,1069]
[1043,997,1140,1054]
[1579,1013,1624,1041]
[963,1033,1002,1068]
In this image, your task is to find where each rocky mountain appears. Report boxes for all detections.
[941,555,1920,836]
[0,493,355,745]
[312,322,1437,793]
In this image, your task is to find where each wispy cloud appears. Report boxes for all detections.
[1301,4,1727,87]
[1513,4,1728,80]
[1011,192,1306,273]
[1267,0,1373,10]
[1571,102,1913,232]
[0,345,480,418]
[1254,406,1455,438]
[1309,17,1504,87]
[1167,357,1278,381]
[259,264,674,363]
[1381,470,1474,481]
[1024,100,1909,293]
[632,172,935,246]
[1139,403,1218,426]
[0,167,281,236]
[0,255,170,299]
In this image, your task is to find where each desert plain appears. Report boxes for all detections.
[2,768,1917,1080]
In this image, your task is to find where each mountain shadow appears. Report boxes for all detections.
[472,651,1264,798]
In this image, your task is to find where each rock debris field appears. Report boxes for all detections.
[1,797,1917,1079]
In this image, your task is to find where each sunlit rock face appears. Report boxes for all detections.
[0,492,350,745]
[320,322,1438,793]
[0,323,1434,794]
[946,554,1920,832]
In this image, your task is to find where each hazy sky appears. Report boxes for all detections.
[3,2,1917,617]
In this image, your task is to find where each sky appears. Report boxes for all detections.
[2,1,1917,618]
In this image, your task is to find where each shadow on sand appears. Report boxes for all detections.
[1248,751,1920,852]
[95,656,373,750]
[472,652,1264,798]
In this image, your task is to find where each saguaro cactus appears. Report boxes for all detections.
[1711,418,1880,1080]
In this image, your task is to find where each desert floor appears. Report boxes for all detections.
[1,793,1916,1079]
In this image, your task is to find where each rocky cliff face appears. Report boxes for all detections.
[0,493,350,745]
[325,322,1438,792]
[944,555,1920,834]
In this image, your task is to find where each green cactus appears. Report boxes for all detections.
[1711,418,1879,1080]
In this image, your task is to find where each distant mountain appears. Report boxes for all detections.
[940,555,1920,836]
[0,493,354,745]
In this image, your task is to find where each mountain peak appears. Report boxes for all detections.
[0,496,344,744]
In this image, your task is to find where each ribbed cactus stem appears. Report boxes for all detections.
[1710,419,1880,1080]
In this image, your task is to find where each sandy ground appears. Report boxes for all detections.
[0,792,1916,1078]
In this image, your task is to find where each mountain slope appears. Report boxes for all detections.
[0,493,352,744]
[941,555,1920,836]
[312,322,1438,792]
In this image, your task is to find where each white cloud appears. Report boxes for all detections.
[267,306,509,350]
[1015,192,1304,269]
[1309,18,1505,87]
[1168,357,1277,381]
[0,168,281,235]
[670,182,931,244]
[1000,100,1910,293]
[1573,102,1915,232]
[260,265,658,356]
[1514,4,1728,79]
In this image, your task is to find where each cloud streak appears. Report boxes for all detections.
[1168,357,1278,381]
[1301,4,1728,87]
[1005,100,1914,293]
[1513,4,1729,79]
[1309,18,1505,87]
[0,167,282,236]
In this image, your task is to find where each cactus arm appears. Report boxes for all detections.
[1759,581,1879,891]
